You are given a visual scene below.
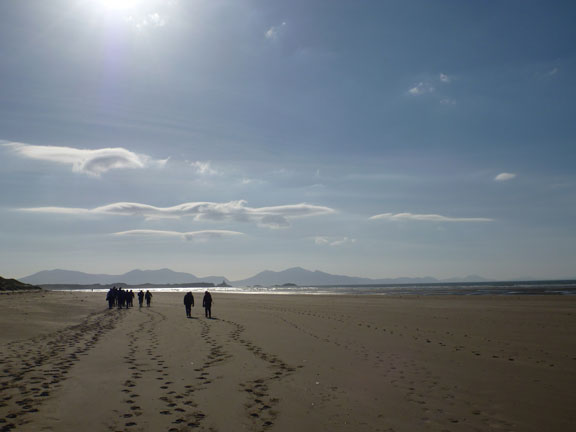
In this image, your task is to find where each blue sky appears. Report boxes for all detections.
[1,0,575,280]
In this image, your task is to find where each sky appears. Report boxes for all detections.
[1,0,575,281]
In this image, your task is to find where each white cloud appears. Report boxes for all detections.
[440,98,456,105]
[114,229,244,241]
[253,203,334,218]
[3,142,166,176]
[259,215,290,229]
[314,236,356,247]
[21,200,336,228]
[370,213,494,223]
[190,161,217,175]
[494,173,516,182]
[240,178,260,185]
[265,22,286,40]
[439,73,451,83]
[408,82,435,96]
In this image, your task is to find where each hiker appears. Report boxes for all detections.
[106,287,117,309]
[145,290,152,307]
[202,291,213,318]
[183,291,194,318]
[137,290,144,307]
[127,290,135,307]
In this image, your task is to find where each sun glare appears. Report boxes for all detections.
[82,0,173,29]
[94,0,142,11]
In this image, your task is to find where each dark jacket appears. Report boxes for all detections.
[202,292,213,307]
[184,292,194,306]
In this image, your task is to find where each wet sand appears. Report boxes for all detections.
[0,291,574,431]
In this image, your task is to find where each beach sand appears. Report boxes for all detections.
[0,291,574,432]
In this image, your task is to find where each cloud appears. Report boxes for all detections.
[190,161,217,175]
[3,142,166,176]
[259,215,290,229]
[240,178,262,185]
[21,200,336,227]
[252,203,334,218]
[408,74,453,101]
[408,82,435,96]
[314,236,356,247]
[370,213,493,223]
[494,173,516,182]
[114,229,244,241]
[265,22,286,40]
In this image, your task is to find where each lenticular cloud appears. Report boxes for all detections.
[494,172,516,182]
[114,229,244,241]
[21,200,336,228]
[370,212,493,223]
[4,142,166,175]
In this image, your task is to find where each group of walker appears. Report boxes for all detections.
[184,291,213,318]
[105,287,213,318]
[106,287,152,309]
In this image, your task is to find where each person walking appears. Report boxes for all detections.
[183,291,194,318]
[106,287,116,309]
[202,291,213,318]
[127,290,135,308]
[145,290,152,307]
[137,290,144,307]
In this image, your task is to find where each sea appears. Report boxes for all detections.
[53,280,576,296]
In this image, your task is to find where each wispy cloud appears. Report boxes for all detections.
[408,82,435,96]
[190,161,218,175]
[240,178,263,185]
[114,229,244,241]
[259,215,291,229]
[21,201,336,228]
[440,98,456,105]
[314,236,356,247]
[408,73,453,100]
[265,22,286,40]
[3,142,167,176]
[370,213,493,223]
[494,172,516,182]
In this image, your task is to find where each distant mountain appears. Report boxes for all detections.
[0,276,41,291]
[231,267,440,287]
[21,269,228,286]
[21,269,113,285]
[21,267,492,288]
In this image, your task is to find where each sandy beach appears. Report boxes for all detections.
[0,291,574,432]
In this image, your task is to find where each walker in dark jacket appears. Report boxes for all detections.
[202,291,213,318]
[183,292,194,317]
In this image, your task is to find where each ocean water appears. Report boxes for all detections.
[54,280,576,296]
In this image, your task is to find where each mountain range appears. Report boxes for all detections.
[21,268,229,286]
[20,267,491,287]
